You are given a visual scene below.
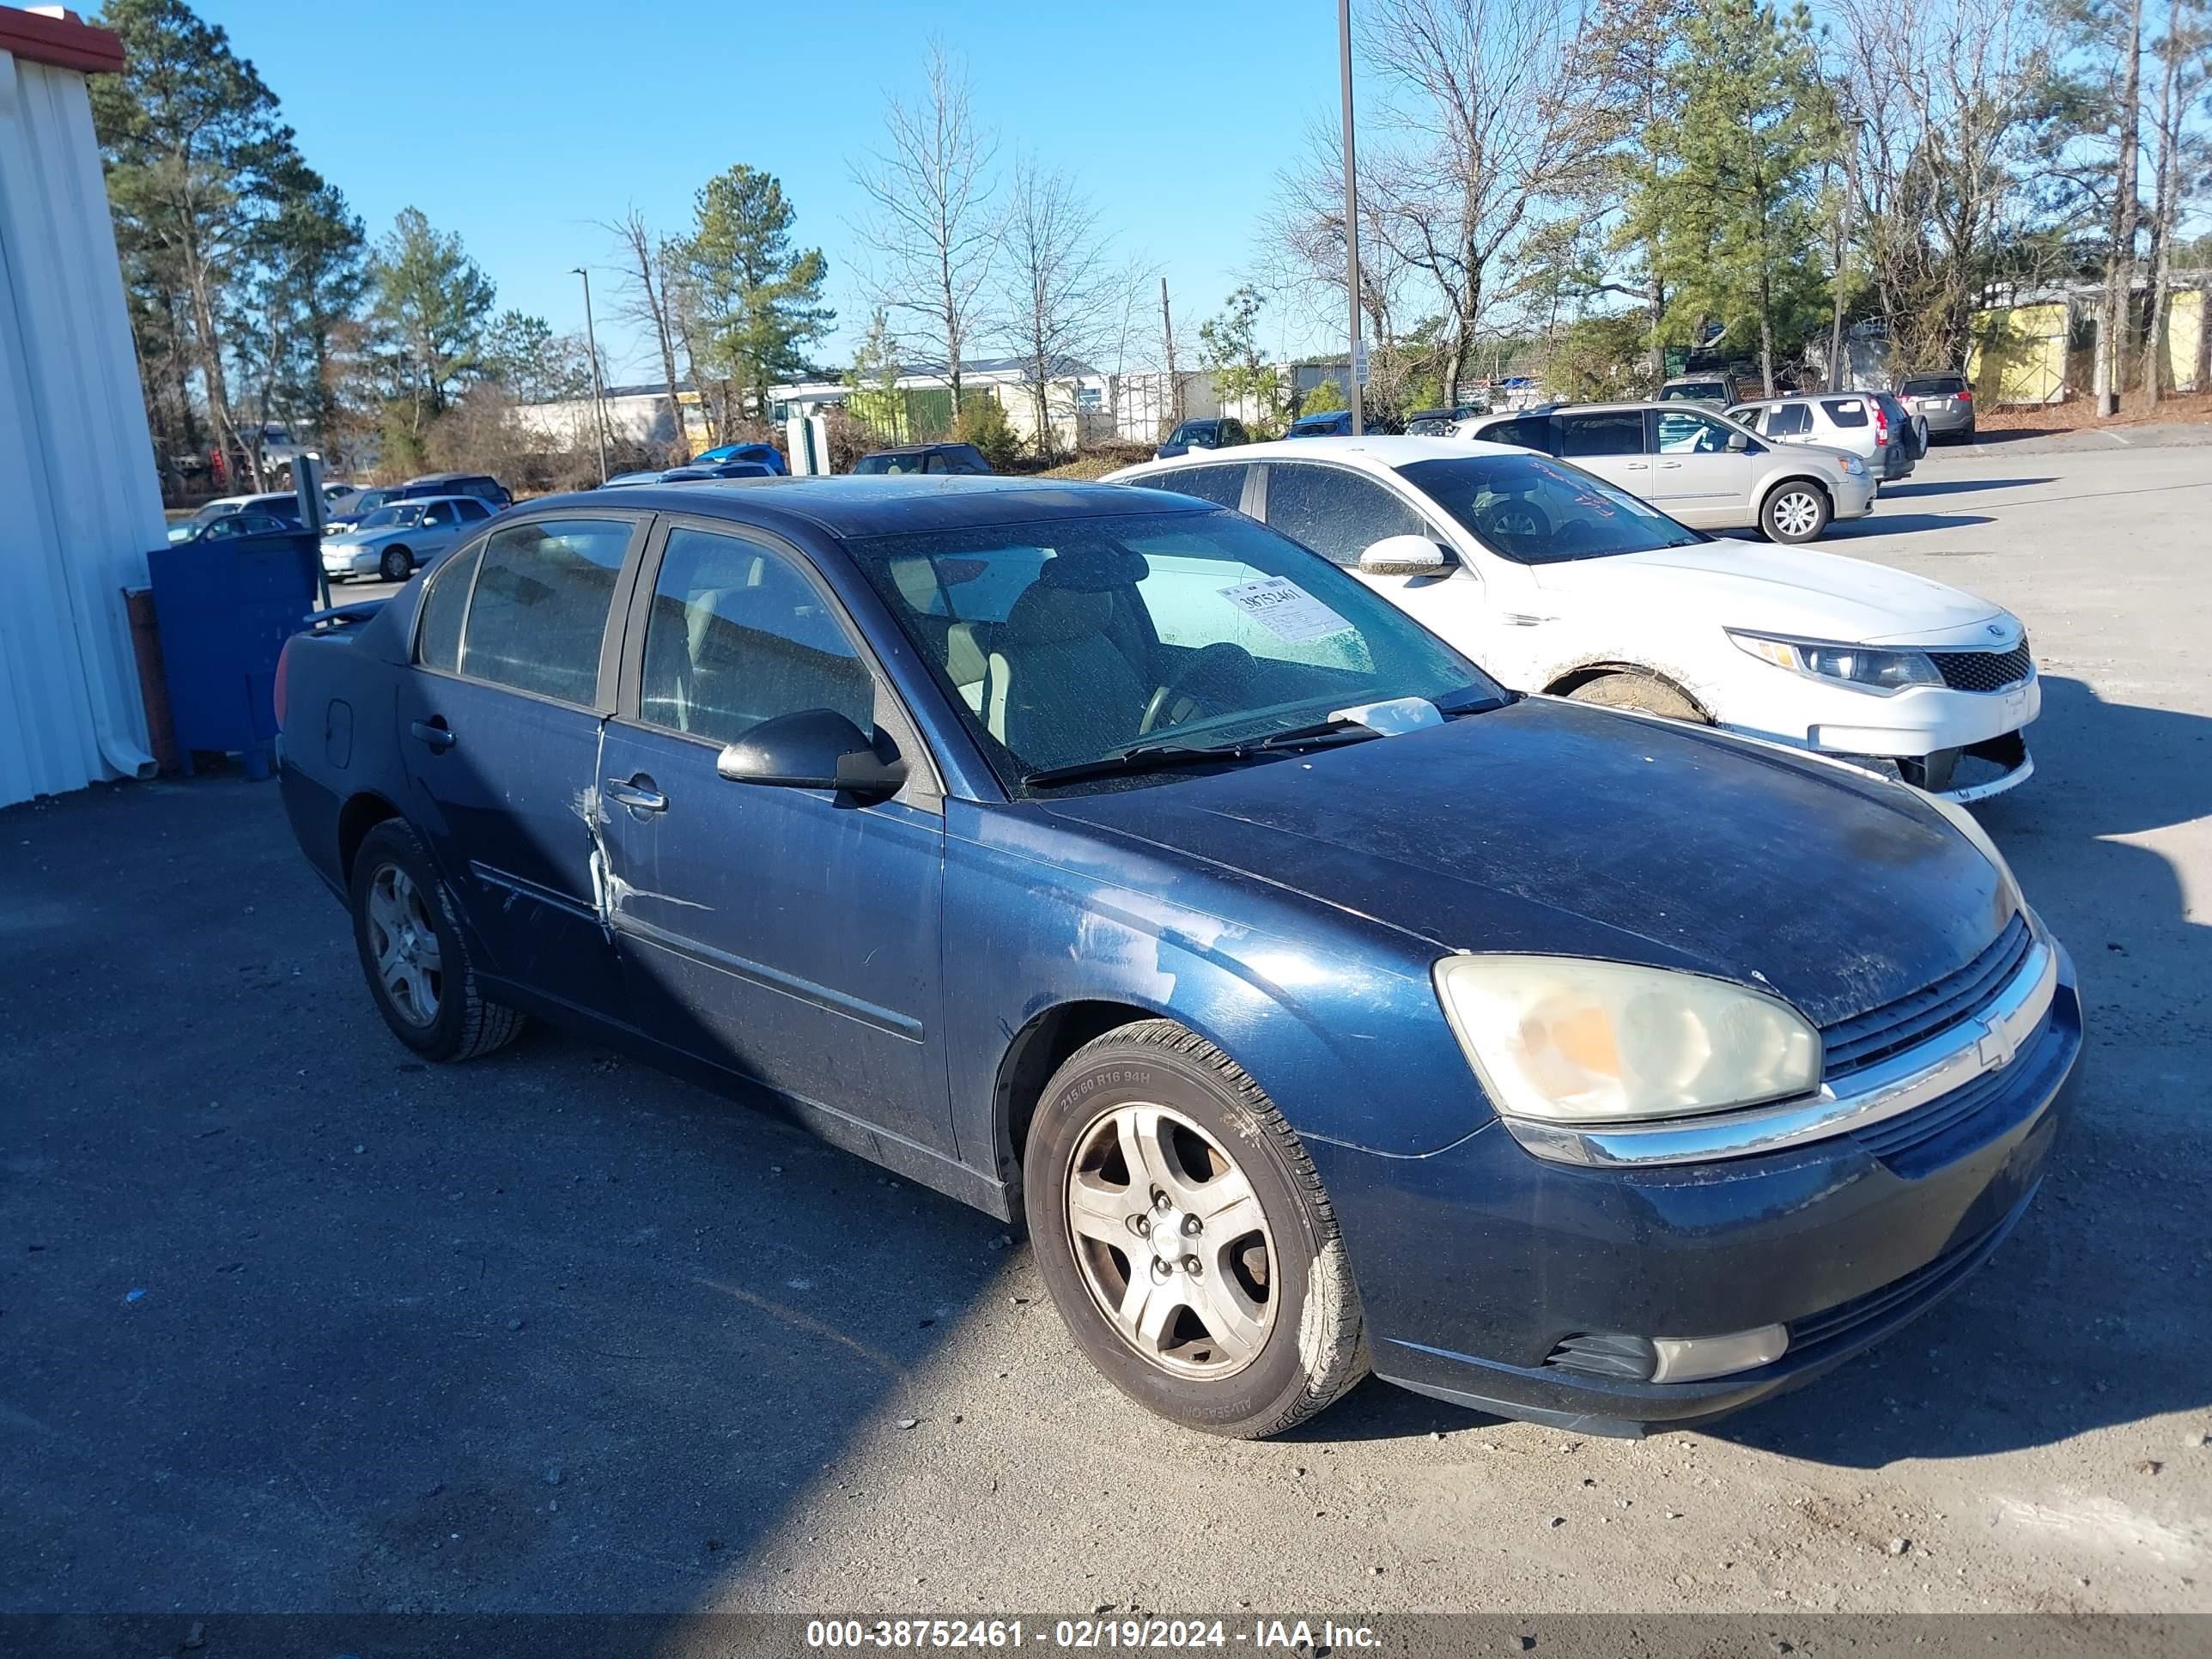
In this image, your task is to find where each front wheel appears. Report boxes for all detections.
[1565,671,1705,721]
[380,545,414,582]
[1024,1019,1367,1437]
[1761,480,1832,544]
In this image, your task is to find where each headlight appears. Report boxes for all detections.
[1840,455,1868,477]
[1726,629,1942,692]
[1432,956,1820,1126]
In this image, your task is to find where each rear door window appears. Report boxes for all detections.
[459,517,635,705]
[1822,398,1870,428]
[1143,465,1249,509]
[1558,412,1646,458]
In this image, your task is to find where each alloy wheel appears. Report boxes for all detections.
[1064,1102,1277,1379]
[366,862,442,1026]
[1771,489,1821,538]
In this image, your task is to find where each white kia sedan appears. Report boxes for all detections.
[1105,436,2038,801]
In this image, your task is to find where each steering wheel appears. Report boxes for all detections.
[1479,497,1551,543]
[1139,642,1255,736]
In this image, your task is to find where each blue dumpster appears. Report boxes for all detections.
[145,527,320,780]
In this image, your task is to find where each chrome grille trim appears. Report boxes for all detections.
[1503,921,2058,1169]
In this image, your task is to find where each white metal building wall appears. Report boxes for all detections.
[0,41,161,806]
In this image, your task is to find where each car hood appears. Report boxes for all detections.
[1530,543,2004,642]
[323,526,404,546]
[1035,698,2010,1029]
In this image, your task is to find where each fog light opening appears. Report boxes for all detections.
[1649,1323,1790,1383]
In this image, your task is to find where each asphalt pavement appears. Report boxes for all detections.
[4,447,2209,1620]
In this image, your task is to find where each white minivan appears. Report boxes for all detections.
[1106,436,2038,801]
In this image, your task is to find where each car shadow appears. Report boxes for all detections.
[1875,477,2056,499]
[1825,511,1997,538]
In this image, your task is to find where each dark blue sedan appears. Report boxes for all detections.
[276,479,2079,1438]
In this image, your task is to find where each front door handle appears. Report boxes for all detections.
[1658,461,1684,470]
[410,719,456,752]
[1623,461,1650,471]
[604,776,667,812]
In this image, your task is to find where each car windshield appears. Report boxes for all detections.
[853,454,920,475]
[848,507,1504,790]
[360,504,425,529]
[1398,454,1704,565]
[1901,376,1965,396]
[1660,382,1726,401]
[1169,423,1217,444]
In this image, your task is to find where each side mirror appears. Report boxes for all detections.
[1358,534,1456,577]
[1726,429,1750,452]
[716,708,908,803]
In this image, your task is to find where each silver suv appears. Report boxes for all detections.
[1457,402,1875,543]
[1726,392,1917,483]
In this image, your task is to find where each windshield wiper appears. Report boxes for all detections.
[1020,722,1381,789]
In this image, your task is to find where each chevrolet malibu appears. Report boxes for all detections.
[276,480,2080,1438]
[1109,437,2038,801]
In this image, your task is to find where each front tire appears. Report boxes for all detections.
[1024,1019,1367,1437]
[1565,671,1705,721]
[1761,479,1832,543]
[380,545,414,582]
[349,819,526,1061]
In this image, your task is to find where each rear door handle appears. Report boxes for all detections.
[1623,461,1650,471]
[410,719,456,752]
[604,776,667,812]
[1658,461,1684,470]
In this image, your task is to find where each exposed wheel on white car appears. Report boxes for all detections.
[1565,672,1705,722]
[1023,1018,1368,1438]
[380,545,414,582]
[1760,481,1831,544]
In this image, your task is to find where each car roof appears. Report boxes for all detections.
[523,476,1212,539]
[863,443,974,456]
[400,471,495,485]
[1116,434,1530,472]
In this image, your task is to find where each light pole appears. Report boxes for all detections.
[572,265,609,484]
[1339,0,1364,435]
[1827,112,1866,392]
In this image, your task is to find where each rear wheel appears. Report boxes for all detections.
[1565,671,1705,722]
[1024,1019,1367,1437]
[349,819,526,1061]
[380,544,414,582]
[1761,480,1831,543]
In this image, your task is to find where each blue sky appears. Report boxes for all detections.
[189,0,1349,380]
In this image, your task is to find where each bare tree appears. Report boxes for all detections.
[2093,0,2147,413]
[997,159,1112,465]
[1349,0,1610,403]
[850,41,1001,409]
[2137,0,2206,399]
[1828,0,2059,375]
[1099,252,1161,441]
[602,207,691,460]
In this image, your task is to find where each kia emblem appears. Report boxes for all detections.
[1988,623,2003,637]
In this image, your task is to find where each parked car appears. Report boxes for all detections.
[277,477,2078,1438]
[319,495,498,583]
[326,473,513,535]
[1403,402,1487,435]
[1285,410,1353,438]
[167,492,302,544]
[1897,372,1976,443]
[1154,418,1251,460]
[1461,401,1875,543]
[1726,393,1917,483]
[600,471,667,489]
[173,507,296,545]
[691,442,787,473]
[1106,436,2039,799]
[1656,374,1743,408]
[852,443,994,476]
[659,461,776,482]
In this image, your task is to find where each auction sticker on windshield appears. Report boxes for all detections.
[1218,577,1353,643]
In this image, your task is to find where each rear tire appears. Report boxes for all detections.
[1024,1018,1368,1438]
[349,818,526,1062]
[1760,480,1832,543]
[1565,671,1705,722]
[380,545,414,582]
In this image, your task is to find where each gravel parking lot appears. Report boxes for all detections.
[5,446,2208,1621]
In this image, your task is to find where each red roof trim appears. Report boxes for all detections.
[0,7,125,76]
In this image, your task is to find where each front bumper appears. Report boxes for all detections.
[1711,668,2038,801]
[321,543,385,577]
[1317,955,2080,1436]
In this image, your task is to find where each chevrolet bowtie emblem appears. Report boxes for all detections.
[1975,1017,2020,1070]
